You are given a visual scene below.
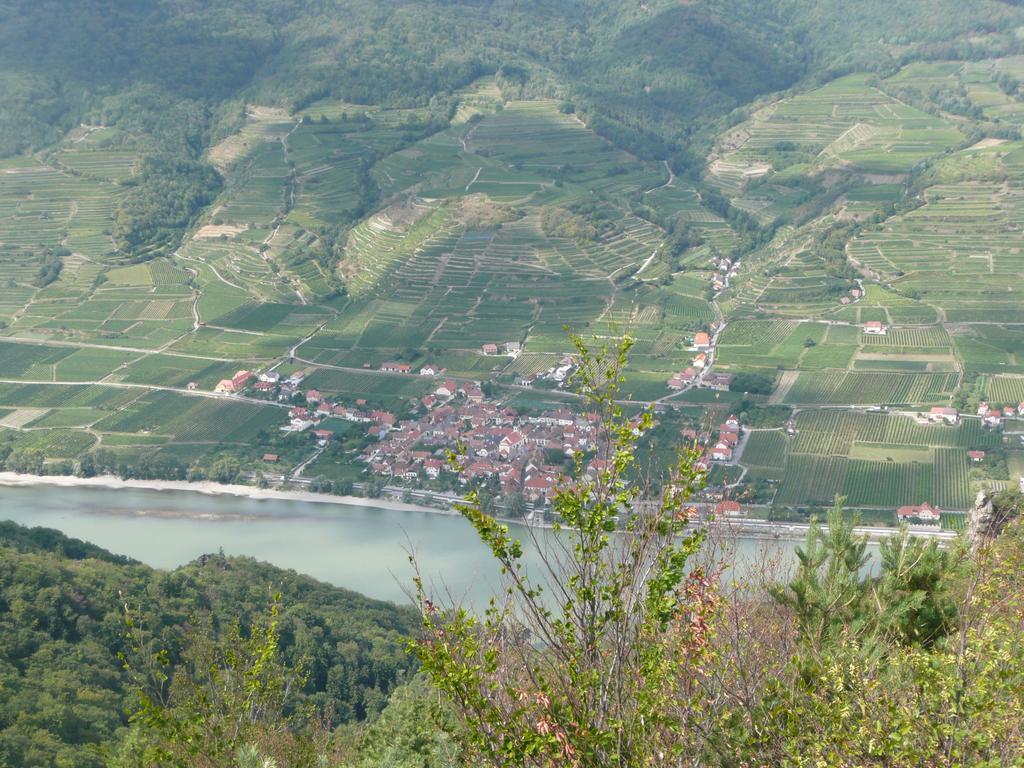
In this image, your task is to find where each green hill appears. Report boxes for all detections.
[0,523,417,768]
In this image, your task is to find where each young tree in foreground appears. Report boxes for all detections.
[117,596,323,768]
[409,334,715,768]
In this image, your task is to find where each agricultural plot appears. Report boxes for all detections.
[374,131,473,199]
[214,303,332,335]
[53,349,141,382]
[4,250,198,348]
[116,356,243,389]
[713,314,961,405]
[884,58,1024,132]
[958,58,1024,125]
[8,291,196,348]
[0,382,141,410]
[334,206,623,360]
[467,101,660,194]
[300,369,433,403]
[952,324,1024,379]
[737,232,863,317]
[92,390,285,443]
[0,156,125,266]
[709,73,962,206]
[715,320,831,371]
[740,430,788,470]
[206,107,295,173]
[189,103,438,304]
[0,341,74,378]
[644,182,742,255]
[782,370,957,405]
[765,410,993,510]
[25,408,105,428]
[166,327,297,360]
[3,428,98,458]
[284,95,700,369]
[984,375,1024,403]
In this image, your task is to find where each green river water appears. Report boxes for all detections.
[0,484,809,605]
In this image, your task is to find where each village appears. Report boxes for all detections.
[201,301,1024,529]
[203,357,760,516]
[203,360,1024,527]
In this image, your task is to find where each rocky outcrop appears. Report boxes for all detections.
[968,489,1008,548]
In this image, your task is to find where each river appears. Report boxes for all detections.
[0,484,812,605]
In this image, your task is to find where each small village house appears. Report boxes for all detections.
[705,372,734,391]
[928,407,959,425]
[863,320,888,335]
[896,502,941,523]
[715,500,744,517]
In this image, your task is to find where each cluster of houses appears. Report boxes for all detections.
[360,386,626,505]
[896,502,942,525]
[282,390,398,439]
[214,370,254,394]
[711,256,740,294]
[680,414,743,467]
[482,341,521,356]
[689,330,713,366]
[976,401,1023,428]
[250,369,309,400]
[667,368,699,390]
[668,368,733,392]
[920,402,1022,429]
[515,355,578,389]
[924,406,959,425]
[839,286,863,306]
[666,331,733,392]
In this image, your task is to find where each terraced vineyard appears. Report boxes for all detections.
[847,155,1024,323]
[709,74,963,219]
[92,390,283,443]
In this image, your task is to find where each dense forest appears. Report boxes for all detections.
[0,524,418,768]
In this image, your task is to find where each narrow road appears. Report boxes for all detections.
[643,160,675,194]
[0,335,240,362]
[290,445,325,477]
[0,378,291,410]
[634,249,660,278]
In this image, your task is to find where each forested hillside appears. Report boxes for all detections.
[4,0,1021,155]
[0,524,417,768]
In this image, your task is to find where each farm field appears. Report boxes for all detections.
[744,410,999,512]
[91,390,285,443]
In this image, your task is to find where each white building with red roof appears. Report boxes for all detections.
[928,407,959,424]
[897,502,941,523]
[863,321,888,335]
